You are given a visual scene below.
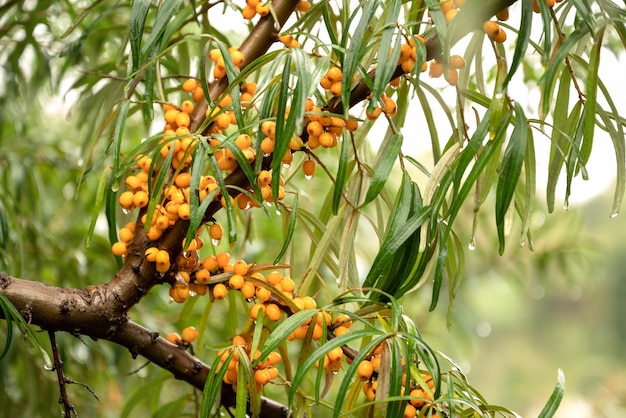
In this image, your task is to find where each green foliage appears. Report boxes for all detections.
[1,0,625,417]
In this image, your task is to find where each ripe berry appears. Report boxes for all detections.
[357,360,374,380]
[111,241,128,257]
[118,191,135,210]
[302,159,316,178]
[166,332,182,345]
[233,260,249,276]
[265,303,282,321]
[228,274,245,290]
[182,79,197,92]
[213,283,228,300]
[249,302,265,320]
[181,326,198,343]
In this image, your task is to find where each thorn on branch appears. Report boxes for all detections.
[48,330,77,418]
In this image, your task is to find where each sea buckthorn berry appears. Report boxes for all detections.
[133,190,149,208]
[174,172,192,188]
[439,0,454,14]
[193,85,205,102]
[242,4,256,19]
[255,286,272,302]
[125,175,142,191]
[232,335,247,346]
[257,170,272,187]
[334,325,350,337]
[492,27,507,43]
[111,241,128,257]
[180,100,194,114]
[345,116,359,131]
[195,268,211,283]
[210,223,223,242]
[429,61,444,78]
[213,283,228,300]
[181,326,198,343]
[216,252,231,268]
[166,332,182,345]
[445,8,457,23]
[170,283,189,302]
[383,96,397,116]
[182,79,197,92]
[327,347,343,363]
[118,227,134,243]
[446,68,459,86]
[335,314,352,328]
[265,303,281,321]
[201,255,217,272]
[366,105,382,120]
[254,369,271,386]
[296,0,311,12]
[190,283,208,296]
[302,159,316,178]
[233,260,249,276]
[266,271,282,285]
[118,191,135,210]
[255,2,270,16]
[177,203,191,220]
[404,404,418,418]
[449,54,466,70]
[164,109,180,125]
[409,388,429,407]
[496,7,509,20]
[483,20,500,38]
[228,274,245,290]
[145,247,159,262]
[230,50,244,66]
[240,281,256,299]
[260,137,275,154]
[401,58,416,73]
[319,131,336,148]
[249,302,265,320]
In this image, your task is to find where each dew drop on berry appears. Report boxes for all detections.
[305,174,313,180]
[212,238,221,246]
[468,237,476,251]
[122,208,131,215]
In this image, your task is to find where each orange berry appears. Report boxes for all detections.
[249,302,265,320]
[111,241,128,257]
[439,0,454,14]
[174,172,192,188]
[181,326,198,343]
[182,79,197,92]
[256,286,271,302]
[333,325,350,337]
[445,8,457,23]
[215,113,231,130]
[365,105,382,120]
[446,68,459,86]
[265,303,281,321]
[383,96,397,116]
[193,85,205,102]
[492,27,507,43]
[210,223,223,241]
[164,109,180,125]
[300,160,315,178]
[233,260,249,276]
[409,388,429,407]
[449,54,466,70]
[255,2,269,16]
[483,20,500,38]
[296,0,311,12]
[202,255,219,271]
[254,369,271,385]
[327,347,343,363]
[216,251,230,268]
[145,247,159,262]
[240,281,256,299]
[496,7,509,21]
[404,404,417,418]
[166,332,182,345]
[232,335,247,346]
[118,191,135,210]
[429,61,444,78]
[195,268,211,283]
[242,4,256,19]
[335,314,352,328]
[357,360,374,380]
[326,66,343,82]
[213,283,228,300]
[118,227,134,242]
[228,274,245,290]
[177,203,191,220]
[180,100,194,114]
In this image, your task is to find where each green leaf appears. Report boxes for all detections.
[370,0,401,105]
[145,139,176,232]
[341,0,379,117]
[112,100,131,187]
[0,294,14,362]
[332,130,350,214]
[539,26,589,118]
[209,155,236,243]
[538,369,565,418]
[495,102,527,254]
[429,241,447,311]
[129,0,151,72]
[274,194,298,264]
[139,0,182,61]
[502,0,532,89]
[85,165,111,248]
[581,26,605,168]
[361,133,403,208]
[201,349,235,417]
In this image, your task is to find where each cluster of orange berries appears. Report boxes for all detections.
[216,335,282,392]
[357,346,440,417]
[278,33,300,48]
[166,326,199,346]
[304,99,359,149]
[208,46,244,80]
[437,0,466,24]
[241,0,310,20]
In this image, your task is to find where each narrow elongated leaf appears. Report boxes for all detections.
[539,26,588,118]
[112,100,130,186]
[209,155,236,243]
[581,26,605,167]
[496,102,528,254]
[370,0,401,106]
[139,0,182,60]
[274,194,298,264]
[429,241,447,311]
[201,350,235,417]
[598,108,625,217]
[332,130,350,214]
[85,165,111,248]
[341,0,379,117]
[361,133,403,208]
[129,0,151,72]
[538,369,566,418]
[502,0,532,89]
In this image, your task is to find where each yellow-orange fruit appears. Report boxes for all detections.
[213,283,228,300]
[166,332,182,345]
[254,368,271,385]
[429,61,444,78]
[202,255,219,271]
[182,79,197,92]
[195,268,211,283]
[446,68,459,86]
[365,105,382,120]
[383,96,397,116]
[180,100,194,114]
[492,27,507,43]
[249,302,265,320]
[296,0,311,12]
[233,260,249,276]
[210,223,223,241]
[334,325,350,337]
[216,251,230,268]
[444,8,457,23]
[496,7,509,21]
[483,20,500,38]
[145,247,159,262]
[118,191,135,210]
[449,54,466,70]
[118,227,134,242]
[181,326,198,343]
[327,347,343,363]
[409,388,430,407]
[265,303,282,321]
[255,2,269,16]
[228,274,245,290]
[240,281,256,299]
[111,241,128,257]
[164,109,180,125]
[404,404,417,418]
